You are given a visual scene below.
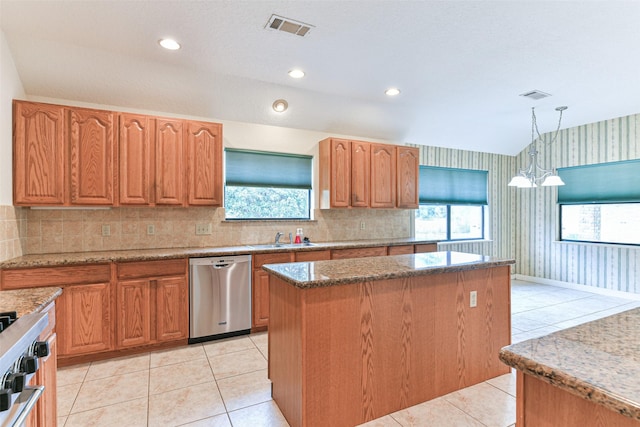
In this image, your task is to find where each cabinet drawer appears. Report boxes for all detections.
[1,264,111,289]
[254,252,293,268]
[117,258,186,280]
[387,245,415,255]
[415,244,437,253]
[331,246,387,259]
[295,250,331,262]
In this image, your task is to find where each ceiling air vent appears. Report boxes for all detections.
[519,90,551,100]
[265,14,314,37]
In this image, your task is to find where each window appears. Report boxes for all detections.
[558,159,640,245]
[225,149,312,220]
[415,166,487,241]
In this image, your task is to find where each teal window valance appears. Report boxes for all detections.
[418,166,488,205]
[557,159,640,204]
[225,149,312,189]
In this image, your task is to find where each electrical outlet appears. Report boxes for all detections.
[101,225,111,236]
[195,223,212,235]
[470,291,477,308]
[147,224,155,235]
[360,221,366,230]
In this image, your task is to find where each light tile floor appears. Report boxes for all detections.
[57,279,640,427]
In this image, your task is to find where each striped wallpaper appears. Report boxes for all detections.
[417,145,515,261]
[512,112,640,294]
[418,111,640,294]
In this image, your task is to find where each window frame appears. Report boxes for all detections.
[415,203,486,242]
[558,202,640,246]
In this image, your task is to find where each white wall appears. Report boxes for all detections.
[0,30,26,205]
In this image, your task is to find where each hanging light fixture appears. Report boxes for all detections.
[508,106,567,188]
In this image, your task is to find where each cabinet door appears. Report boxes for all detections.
[351,140,370,207]
[156,276,188,342]
[155,118,185,205]
[396,146,419,208]
[253,270,270,329]
[29,333,57,427]
[116,279,151,348]
[387,245,414,255]
[186,120,223,206]
[330,139,351,207]
[370,143,396,208]
[331,246,387,259]
[294,250,331,262]
[13,101,66,205]
[68,107,115,205]
[58,282,112,356]
[119,113,153,205]
[415,243,437,253]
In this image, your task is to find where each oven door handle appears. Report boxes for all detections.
[11,385,44,427]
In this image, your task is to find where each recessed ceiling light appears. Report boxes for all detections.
[159,38,181,50]
[288,69,305,79]
[272,99,288,113]
[385,88,401,96]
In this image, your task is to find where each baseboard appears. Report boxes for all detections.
[513,274,640,301]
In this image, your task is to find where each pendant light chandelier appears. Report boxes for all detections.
[508,106,567,188]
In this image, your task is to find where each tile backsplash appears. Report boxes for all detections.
[0,206,26,261]
[22,207,412,255]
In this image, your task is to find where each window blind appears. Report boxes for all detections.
[557,159,640,204]
[225,149,312,189]
[418,166,488,205]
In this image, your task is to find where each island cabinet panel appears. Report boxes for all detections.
[370,143,397,208]
[396,146,419,208]
[116,259,188,348]
[58,282,113,356]
[350,140,370,207]
[517,372,638,427]
[119,113,153,205]
[13,101,66,205]
[186,120,223,206]
[155,118,185,205]
[68,107,116,205]
[269,265,511,427]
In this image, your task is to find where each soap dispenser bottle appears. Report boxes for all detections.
[294,228,303,244]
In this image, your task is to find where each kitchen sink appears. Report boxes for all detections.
[249,243,316,249]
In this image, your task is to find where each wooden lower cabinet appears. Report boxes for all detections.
[58,282,113,356]
[387,245,414,255]
[116,259,188,348]
[252,252,293,330]
[27,332,57,427]
[331,246,387,259]
[415,243,437,253]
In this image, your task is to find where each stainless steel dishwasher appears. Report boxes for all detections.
[189,255,251,343]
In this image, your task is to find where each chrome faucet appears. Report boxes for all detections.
[274,231,284,246]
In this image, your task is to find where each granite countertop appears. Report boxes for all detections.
[500,308,640,421]
[262,251,515,288]
[0,287,63,317]
[0,238,438,269]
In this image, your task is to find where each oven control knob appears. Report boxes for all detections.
[20,356,38,375]
[0,389,11,411]
[34,341,49,358]
[5,373,25,393]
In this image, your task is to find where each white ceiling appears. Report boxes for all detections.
[2,0,640,155]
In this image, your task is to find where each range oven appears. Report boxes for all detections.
[0,311,49,427]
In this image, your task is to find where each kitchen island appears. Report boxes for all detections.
[500,308,640,427]
[263,251,515,427]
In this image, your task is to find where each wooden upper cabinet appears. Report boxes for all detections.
[350,140,370,207]
[186,120,223,206]
[396,146,419,208]
[13,101,66,205]
[119,114,153,205]
[155,118,185,205]
[319,138,351,208]
[68,107,116,205]
[370,143,396,208]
